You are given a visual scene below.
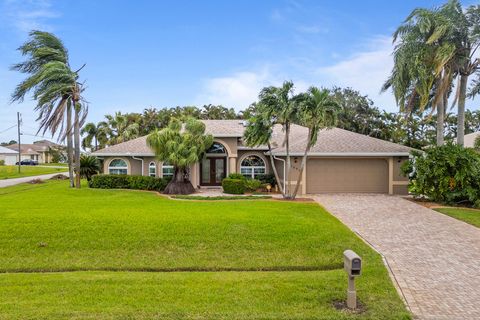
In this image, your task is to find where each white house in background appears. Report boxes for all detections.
[464,132,480,148]
[0,146,18,165]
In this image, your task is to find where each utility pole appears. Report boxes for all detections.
[17,112,21,173]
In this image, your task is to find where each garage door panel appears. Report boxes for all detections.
[306,158,388,193]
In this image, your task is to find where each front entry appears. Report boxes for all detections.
[200,157,226,186]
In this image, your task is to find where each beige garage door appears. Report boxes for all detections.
[306,158,388,193]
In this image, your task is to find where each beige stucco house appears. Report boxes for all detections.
[92,120,412,195]
[464,131,480,148]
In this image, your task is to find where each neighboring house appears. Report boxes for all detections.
[93,120,412,195]
[464,132,480,148]
[0,146,18,165]
[5,140,64,164]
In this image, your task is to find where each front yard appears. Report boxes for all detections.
[0,165,67,179]
[0,181,410,319]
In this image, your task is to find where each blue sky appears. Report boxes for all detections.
[0,0,478,143]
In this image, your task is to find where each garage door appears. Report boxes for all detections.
[306,158,388,193]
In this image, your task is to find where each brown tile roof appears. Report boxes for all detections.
[93,120,412,156]
[270,127,413,155]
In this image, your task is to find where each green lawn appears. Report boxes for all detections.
[38,162,68,167]
[434,207,480,228]
[0,181,410,319]
[0,165,67,179]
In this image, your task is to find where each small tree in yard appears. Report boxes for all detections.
[147,118,213,194]
[79,155,101,181]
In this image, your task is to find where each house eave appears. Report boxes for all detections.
[268,152,412,157]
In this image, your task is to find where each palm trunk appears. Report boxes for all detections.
[292,129,311,199]
[457,74,468,146]
[74,102,81,188]
[285,123,291,199]
[66,101,74,188]
[163,167,194,194]
[436,92,445,146]
[267,142,284,196]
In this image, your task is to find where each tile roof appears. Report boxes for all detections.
[93,120,413,156]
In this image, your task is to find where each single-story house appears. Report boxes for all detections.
[92,120,412,195]
[464,132,480,148]
[5,140,63,164]
[0,146,18,165]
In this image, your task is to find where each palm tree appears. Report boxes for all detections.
[244,81,301,199]
[105,112,140,144]
[383,6,457,146]
[11,30,87,187]
[147,118,213,194]
[291,87,339,198]
[81,122,107,151]
[79,154,101,181]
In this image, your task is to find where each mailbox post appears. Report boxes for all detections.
[343,250,362,310]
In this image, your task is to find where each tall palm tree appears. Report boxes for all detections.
[383,6,456,146]
[11,30,87,187]
[105,112,140,144]
[291,87,339,198]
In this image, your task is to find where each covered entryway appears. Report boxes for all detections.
[306,158,388,193]
[200,142,227,186]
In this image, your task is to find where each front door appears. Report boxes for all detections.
[200,157,226,186]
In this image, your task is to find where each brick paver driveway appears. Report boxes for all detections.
[314,194,480,320]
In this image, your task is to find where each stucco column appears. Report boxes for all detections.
[229,156,237,174]
[388,157,394,195]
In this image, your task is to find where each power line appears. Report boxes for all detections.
[0,124,17,134]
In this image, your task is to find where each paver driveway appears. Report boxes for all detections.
[314,194,480,320]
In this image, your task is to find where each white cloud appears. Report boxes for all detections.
[317,36,397,110]
[2,0,60,32]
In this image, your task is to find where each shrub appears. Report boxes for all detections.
[244,178,262,192]
[403,143,480,206]
[0,160,5,166]
[257,173,276,187]
[89,174,169,192]
[79,155,101,181]
[228,173,245,180]
[222,178,245,194]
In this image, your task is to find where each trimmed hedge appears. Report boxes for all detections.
[244,179,262,192]
[222,178,246,194]
[89,174,169,191]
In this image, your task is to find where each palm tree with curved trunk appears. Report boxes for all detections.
[11,30,87,188]
[81,122,108,151]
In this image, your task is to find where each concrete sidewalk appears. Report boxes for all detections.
[0,172,68,188]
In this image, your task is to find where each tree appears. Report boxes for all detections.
[244,81,302,199]
[79,154,100,181]
[383,5,457,146]
[10,30,87,188]
[81,122,108,151]
[147,118,213,194]
[291,87,339,198]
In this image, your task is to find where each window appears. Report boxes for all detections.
[162,162,174,177]
[149,162,156,177]
[240,155,266,179]
[108,159,128,175]
[206,142,226,154]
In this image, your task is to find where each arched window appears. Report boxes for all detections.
[240,155,266,179]
[108,159,128,175]
[206,142,227,154]
[149,162,156,177]
[162,162,174,177]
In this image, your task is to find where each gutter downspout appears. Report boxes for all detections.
[273,155,286,191]
[132,156,144,176]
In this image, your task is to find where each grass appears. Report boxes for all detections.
[434,207,480,228]
[171,194,272,200]
[0,181,410,319]
[0,165,67,179]
[38,162,68,167]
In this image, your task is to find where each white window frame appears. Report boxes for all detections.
[162,163,174,178]
[240,155,266,179]
[149,162,156,177]
[108,158,128,175]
